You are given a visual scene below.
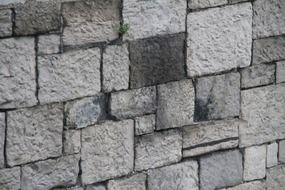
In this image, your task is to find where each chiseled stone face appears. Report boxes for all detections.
[108,173,146,190]
[220,180,265,190]
[266,165,285,189]
[6,104,63,166]
[0,9,12,37]
[0,167,20,190]
[0,113,4,169]
[81,120,134,184]
[189,0,227,9]
[38,34,60,55]
[187,3,252,77]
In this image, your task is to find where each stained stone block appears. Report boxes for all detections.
[63,130,81,154]
[0,167,20,190]
[38,34,60,55]
[148,161,199,190]
[187,3,252,77]
[6,104,63,166]
[129,34,185,88]
[157,80,194,130]
[0,37,37,109]
[279,140,285,163]
[0,9,12,37]
[81,120,134,184]
[267,142,278,168]
[108,173,146,190]
[38,48,101,104]
[0,113,4,168]
[277,61,285,83]
[195,72,240,121]
[189,0,227,9]
[266,165,285,189]
[135,114,155,136]
[22,154,80,190]
[221,181,265,190]
[62,0,120,46]
[200,150,243,190]
[122,0,186,40]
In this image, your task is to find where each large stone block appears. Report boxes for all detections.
[0,37,37,109]
[267,142,278,168]
[135,114,155,136]
[0,167,20,190]
[38,48,101,104]
[221,181,265,190]
[189,0,227,9]
[277,61,285,83]
[6,104,63,166]
[0,113,4,168]
[38,34,60,55]
[129,34,185,88]
[81,120,134,184]
[187,3,252,77]
[0,9,12,37]
[108,173,146,190]
[240,84,285,147]
[266,165,285,189]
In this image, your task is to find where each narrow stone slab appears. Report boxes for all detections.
[277,61,285,83]
[0,113,4,168]
[266,165,285,189]
[63,130,81,155]
[38,34,60,55]
[135,114,155,136]
[279,140,285,163]
[267,142,278,168]
[108,173,146,190]
[0,9,12,37]
[0,167,20,190]
[189,0,227,9]
[220,181,265,190]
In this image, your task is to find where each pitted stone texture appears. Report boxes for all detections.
[81,120,134,184]
[187,3,252,77]
[0,9,12,37]
[253,0,285,39]
[0,113,4,168]
[38,48,101,104]
[148,161,199,190]
[65,95,106,129]
[267,142,278,168]
[195,72,240,121]
[123,0,186,40]
[0,167,20,190]
[221,181,265,190]
[277,61,285,83]
[38,34,60,55]
[62,0,120,46]
[63,130,81,155]
[6,104,63,166]
[189,0,227,9]
[279,140,285,162]
[266,165,285,189]
[22,154,80,190]
[0,37,37,109]
[135,129,182,171]
[200,150,243,190]
[157,80,194,130]
[135,114,155,136]
[240,84,285,147]
[244,145,266,181]
[103,44,130,92]
[253,36,285,65]
[110,86,156,119]
[108,173,146,190]
[86,184,106,190]
[241,63,275,89]
[129,34,185,89]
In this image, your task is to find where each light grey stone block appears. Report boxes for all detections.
[54,187,84,190]
[0,9,12,37]
[0,0,24,6]
[0,113,4,168]
[277,61,285,83]
[108,173,146,190]
[279,140,285,163]
[267,142,278,168]
[0,167,20,190]
[86,184,106,190]
[135,114,155,136]
[63,130,81,155]
[228,0,249,3]
[189,0,227,9]
[266,165,285,190]
[220,180,265,190]
[38,34,60,55]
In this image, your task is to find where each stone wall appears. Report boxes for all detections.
[0,0,284,189]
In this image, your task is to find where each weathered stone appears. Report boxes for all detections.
[110,86,156,119]
[189,0,227,9]
[81,120,134,184]
[135,114,155,136]
[65,95,106,129]
[266,165,285,189]
[148,161,199,190]
[244,145,266,181]
[228,0,248,3]
[277,61,285,83]
[54,187,84,190]
[241,63,275,89]
[240,84,285,147]
[200,150,243,190]
[122,0,186,40]
[195,72,240,121]
[0,37,37,109]
[267,142,278,168]
[279,140,285,163]
[38,34,60,55]
[86,184,106,190]
[0,9,12,37]
[103,44,130,92]
[62,0,120,46]
[0,113,4,168]
[135,129,182,171]
[108,173,146,190]
[187,3,252,77]
[157,80,194,130]
[0,167,20,190]
[0,0,24,6]
[22,154,80,190]
[253,36,285,65]
[63,130,81,154]
[6,104,63,166]
[221,181,265,190]
[129,34,185,88]
[38,48,101,104]
[253,0,285,39]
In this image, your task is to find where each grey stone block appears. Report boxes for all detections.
[277,61,285,83]
[0,167,20,190]
[38,34,60,55]
[63,130,81,155]
[0,113,4,168]
[220,181,265,190]
[267,142,278,168]
[108,173,146,190]
[86,184,106,190]
[266,165,285,190]
[0,9,12,37]
[135,114,155,136]
[279,140,285,163]
[189,0,227,9]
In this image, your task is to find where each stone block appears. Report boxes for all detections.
[135,114,155,136]
[0,9,12,37]
[0,167,20,190]
[277,61,285,83]
[86,184,106,190]
[0,113,4,168]
[267,142,278,168]
[189,0,227,9]
[279,140,285,163]
[38,34,60,55]
[220,181,265,190]
[108,173,146,190]
[266,165,285,189]
[63,130,81,154]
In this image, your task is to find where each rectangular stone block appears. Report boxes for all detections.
[220,181,265,190]
[108,173,146,190]
[63,130,81,155]
[266,165,285,189]
[86,185,106,190]
[0,167,20,190]
[267,142,278,168]
[277,61,285,83]
[135,114,155,136]
[187,3,252,77]
[0,113,4,168]
[0,9,12,37]
[189,0,227,9]
[279,140,285,163]
[38,48,101,104]
[38,34,60,55]
[6,104,63,166]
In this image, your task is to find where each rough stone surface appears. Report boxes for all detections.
[187,3,252,77]
[244,145,266,181]
[38,48,101,104]
[108,173,146,190]
[195,72,240,121]
[0,9,12,37]
[228,0,248,3]
[240,84,285,147]
[267,142,278,168]
[65,95,106,129]
[200,150,243,190]
[266,165,285,189]
[103,44,130,92]
[0,37,37,109]
[0,0,24,6]
[189,0,227,9]
[276,61,285,83]
[110,86,157,119]
[38,34,60,55]
[21,154,80,190]
[148,161,199,190]
[62,0,120,46]
[6,104,63,166]
[129,34,185,89]
[157,80,194,130]
[0,113,4,168]
[279,140,285,162]
[81,120,134,184]
[54,187,84,190]
[253,0,285,39]
[135,129,182,171]
[241,63,275,89]
[0,167,20,190]
[122,0,186,40]
[221,181,265,190]
[63,130,81,154]
[86,184,106,190]
[135,114,155,136]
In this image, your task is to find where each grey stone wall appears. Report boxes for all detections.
[0,0,284,189]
